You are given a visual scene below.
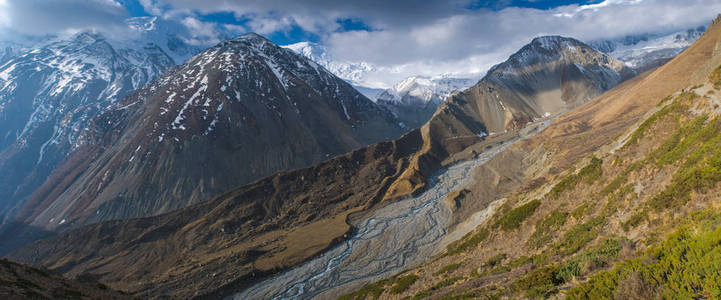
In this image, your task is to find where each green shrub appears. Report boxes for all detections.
[528,210,569,248]
[648,153,721,211]
[445,228,489,255]
[571,201,592,220]
[407,290,433,300]
[483,253,508,268]
[599,174,627,198]
[602,184,633,217]
[434,287,502,300]
[434,263,461,276]
[430,277,464,291]
[495,200,541,231]
[636,116,721,212]
[554,217,605,255]
[549,157,603,199]
[566,238,625,276]
[511,238,625,299]
[512,266,562,299]
[624,100,684,148]
[622,210,648,231]
[338,278,392,300]
[555,261,580,283]
[652,115,712,166]
[390,274,418,294]
[568,224,721,299]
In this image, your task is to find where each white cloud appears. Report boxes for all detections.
[180,16,222,45]
[134,0,721,88]
[1,0,128,36]
[1,0,719,88]
[246,15,295,34]
[0,0,9,28]
[139,0,163,16]
[317,0,721,87]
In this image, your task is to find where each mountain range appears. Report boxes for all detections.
[375,75,476,128]
[334,15,721,300]
[590,25,706,72]
[0,10,719,300]
[4,33,640,299]
[0,30,187,222]
[9,32,404,235]
[284,26,705,129]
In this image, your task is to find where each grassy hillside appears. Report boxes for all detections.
[338,64,721,300]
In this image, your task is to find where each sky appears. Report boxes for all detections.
[0,0,720,88]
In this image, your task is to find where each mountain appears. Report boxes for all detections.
[5,34,640,299]
[0,41,26,65]
[336,15,721,300]
[282,41,386,99]
[0,258,132,299]
[0,16,206,223]
[376,75,476,128]
[589,25,706,72]
[283,41,376,87]
[424,35,635,137]
[123,16,206,64]
[8,33,404,236]
[0,32,182,223]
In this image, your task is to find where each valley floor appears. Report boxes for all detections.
[237,119,551,299]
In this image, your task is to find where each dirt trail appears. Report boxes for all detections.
[234,120,550,300]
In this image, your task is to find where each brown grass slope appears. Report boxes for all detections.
[337,15,721,300]
[383,37,633,200]
[0,258,132,299]
[9,129,423,298]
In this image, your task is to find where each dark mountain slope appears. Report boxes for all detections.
[11,33,404,233]
[10,129,423,298]
[0,258,132,299]
[0,32,179,222]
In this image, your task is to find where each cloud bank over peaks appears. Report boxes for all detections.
[2,0,720,88]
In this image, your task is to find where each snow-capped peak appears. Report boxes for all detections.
[283,41,376,87]
[126,16,158,31]
[587,26,705,71]
[377,75,476,106]
[487,35,630,77]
